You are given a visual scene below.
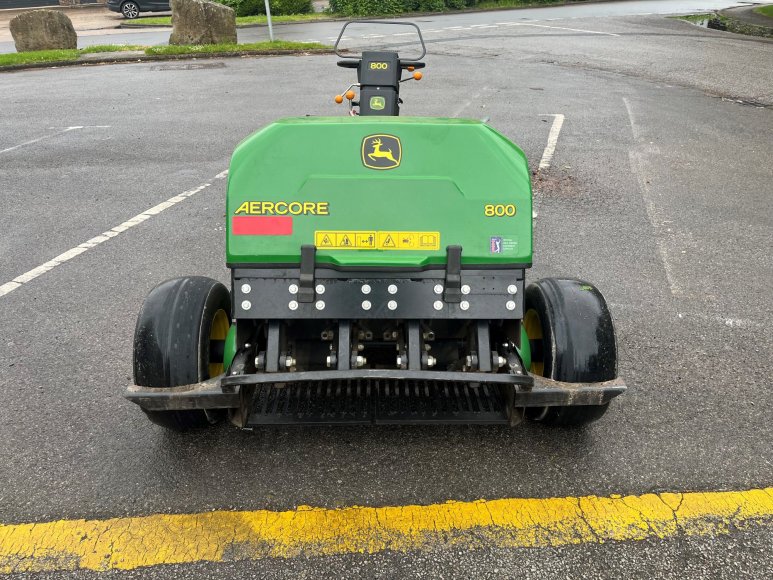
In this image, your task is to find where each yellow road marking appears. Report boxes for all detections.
[1,488,771,573]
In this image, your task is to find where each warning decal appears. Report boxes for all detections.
[315,231,440,251]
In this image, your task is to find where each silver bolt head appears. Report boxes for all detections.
[388,284,398,294]
[433,284,444,295]
[356,355,367,367]
[315,284,326,295]
[506,300,516,311]
[387,300,398,311]
[507,284,518,294]
[461,284,471,295]
[241,300,252,311]
[288,300,299,311]
[396,355,402,366]
[433,300,443,311]
[426,355,437,367]
[241,283,252,294]
[460,300,470,311]
[361,284,371,295]
[315,300,325,311]
[326,355,333,367]
[288,283,299,294]
[285,357,295,368]
[361,300,372,311]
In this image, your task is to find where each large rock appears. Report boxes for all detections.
[169,0,237,46]
[10,10,77,53]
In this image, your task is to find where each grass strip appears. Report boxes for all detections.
[0,41,329,68]
[143,40,329,55]
[124,13,334,27]
[754,5,773,18]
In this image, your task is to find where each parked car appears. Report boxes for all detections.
[107,0,170,19]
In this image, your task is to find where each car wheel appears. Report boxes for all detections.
[121,1,140,19]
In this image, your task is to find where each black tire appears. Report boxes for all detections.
[133,276,231,431]
[523,278,617,426]
[121,1,140,19]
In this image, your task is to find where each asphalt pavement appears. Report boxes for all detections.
[0,2,771,578]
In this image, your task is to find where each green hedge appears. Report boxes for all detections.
[214,0,313,17]
[330,0,478,15]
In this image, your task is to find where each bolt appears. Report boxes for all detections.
[423,331,435,341]
[284,356,295,369]
[241,283,252,294]
[357,343,364,351]
[433,284,444,295]
[388,284,398,294]
[288,300,299,311]
[362,300,371,311]
[326,355,335,368]
[361,284,371,295]
[315,300,325,311]
[387,300,398,311]
[426,355,437,368]
[315,284,326,295]
[433,300,444,311]
[507,284,518,294]
[392,330,398,339]
[461,284,471,295]
[465,355,473,367]
[396,355,403,367]
[288,283,299,294]
[506,300,516,311]
[241,300,252,311]
[355,355,367,368]
[460,300,470,311]
[495,355,507,368]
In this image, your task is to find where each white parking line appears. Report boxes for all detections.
[496,21,618,36]
[0,126,110,155]
[0,170,228,299]
[538,114,565,171]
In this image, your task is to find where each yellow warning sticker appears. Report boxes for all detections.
[315,231,440,251]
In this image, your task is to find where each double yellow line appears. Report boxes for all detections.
[1,487,772,573]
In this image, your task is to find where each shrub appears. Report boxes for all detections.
[214,0,313,17]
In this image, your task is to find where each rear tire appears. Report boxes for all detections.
[523,278,617,426]
[133,277,231,431]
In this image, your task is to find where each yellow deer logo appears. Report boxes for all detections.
[362,134,401,170]
[368,138,398,164]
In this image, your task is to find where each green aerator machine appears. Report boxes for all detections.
[127,22,625,430]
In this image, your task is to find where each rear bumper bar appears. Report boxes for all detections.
[125,370,626,412]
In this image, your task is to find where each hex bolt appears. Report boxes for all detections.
[362,300,372,311]
[506,300,516,311]
[396,355,403,367]
[355,355,367,368]
[326,355,334,368]
[361,284,371,295]
[495,355,507,368]
[433,300,443,311]
[433,284,444,295]
[241,300,252,311]
[460,300,470,311]
[465,355,473,367]
[507,284,518,295]
[288,300,299,311]
[315,300,326,311]
[426,355,437,368]
[241,283,252,294]
[387,300,398,311]
[461,284,471,295]
[388,284,398,294]
[284,356,295,369]
[357,343,364,352]
[423,331,435,341]
[315,284,326,295]
[288,283,299,294]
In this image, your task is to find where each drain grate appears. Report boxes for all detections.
[246,379,509,425]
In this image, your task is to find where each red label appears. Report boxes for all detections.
[232,216,293,236]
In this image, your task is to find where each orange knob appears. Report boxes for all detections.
[407,66,415,72]
[413,71,423,81]
[335,95,344,104]
[345,90,356,100]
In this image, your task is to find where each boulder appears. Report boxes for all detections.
[169,0,237,46]
[9,10,77,53]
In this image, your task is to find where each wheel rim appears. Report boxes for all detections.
[123,3,139,18]
[523,308,544,376]
[208,309,230,377]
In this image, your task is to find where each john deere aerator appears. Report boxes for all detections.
[127,22,625,430]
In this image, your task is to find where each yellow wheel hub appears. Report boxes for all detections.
[523,308,545,376]
[208,309,230,378]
